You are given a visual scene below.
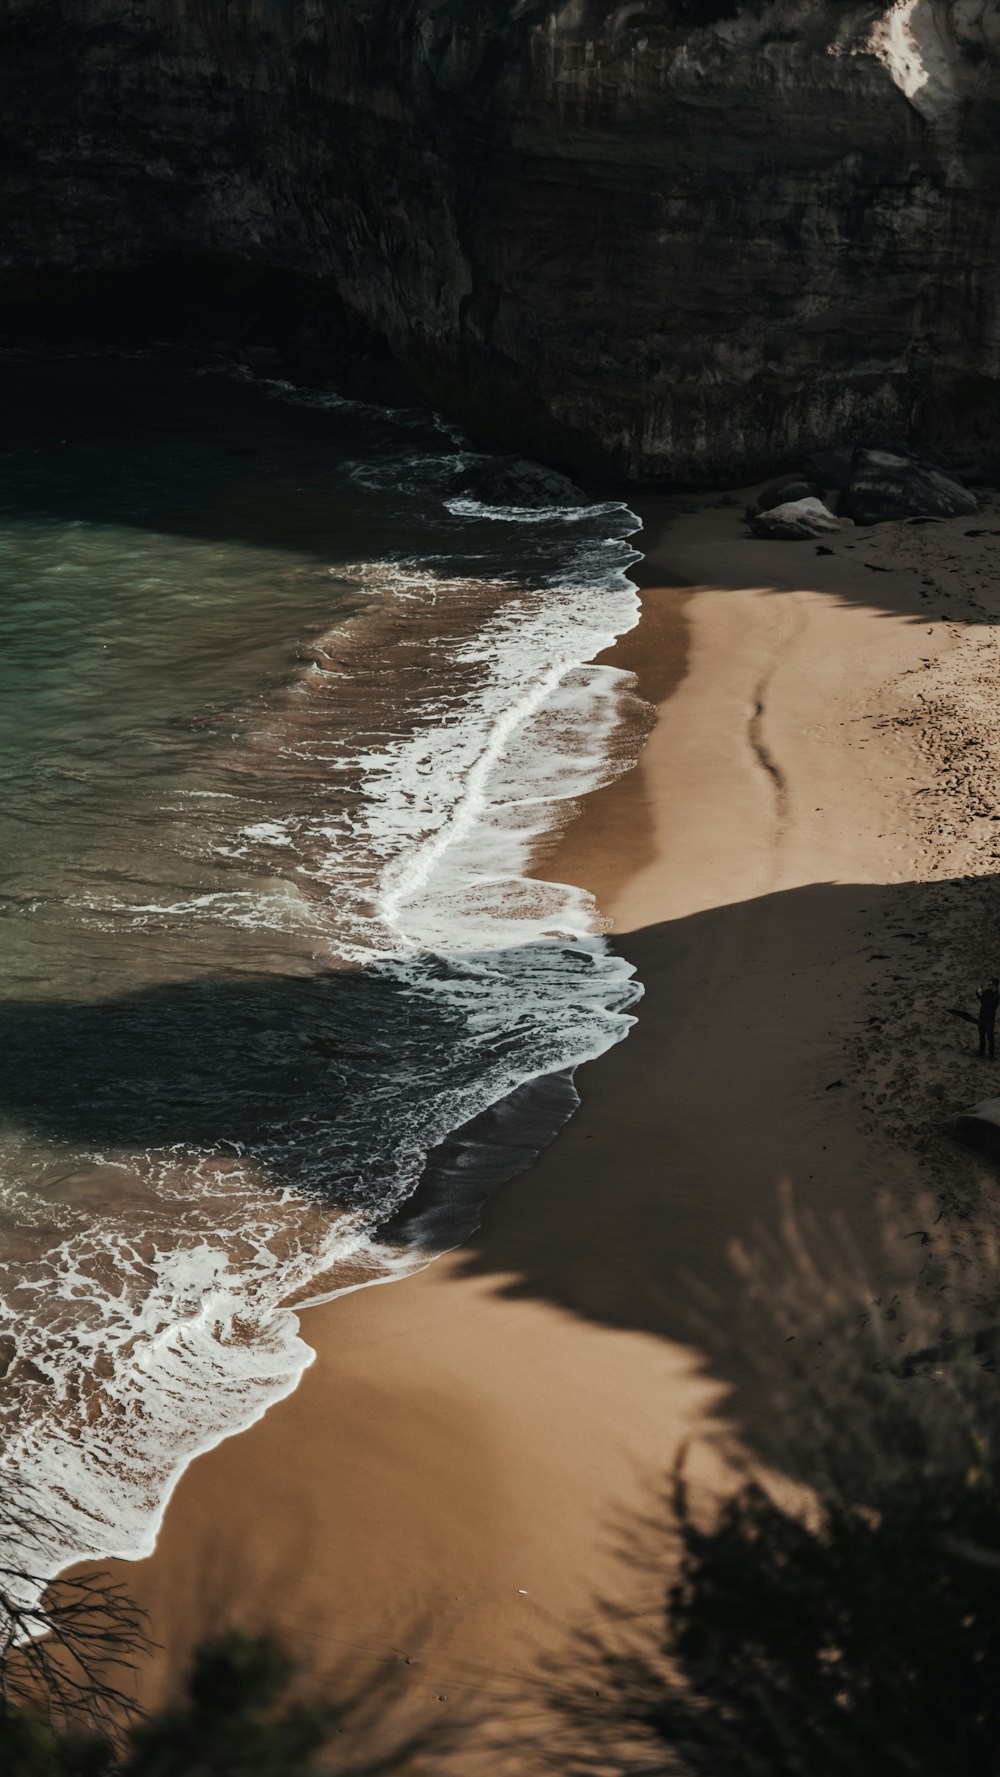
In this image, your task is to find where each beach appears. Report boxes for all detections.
[96,490,1000,1766]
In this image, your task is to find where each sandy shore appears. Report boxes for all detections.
[98,488,1000,1765]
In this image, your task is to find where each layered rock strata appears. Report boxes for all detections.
[2,1,999,481]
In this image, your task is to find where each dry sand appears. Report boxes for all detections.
[100,489,1000,1766]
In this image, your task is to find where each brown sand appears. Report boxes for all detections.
[99,489,1000,1764]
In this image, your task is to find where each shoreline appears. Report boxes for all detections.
[7,390,648,1600]
[91,488,1000,1764]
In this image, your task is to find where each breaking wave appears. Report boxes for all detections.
[0,361,648,1591]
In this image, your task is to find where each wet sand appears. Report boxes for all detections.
[99,489,1000,1766]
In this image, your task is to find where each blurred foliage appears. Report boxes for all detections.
[0,1696,113,1777]
[0,1632,434,1777]
[674,1461,999,1774]
[9,1200,1000,1776]
[542,1454,1000,1774]
[540,1198,1000,1774]
[118,1635,329,1777]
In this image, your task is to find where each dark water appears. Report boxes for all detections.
[0,352,646,1582]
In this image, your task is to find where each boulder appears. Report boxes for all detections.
[842,448,979,526]
[453,457,587,508]
[955,1097,1000,1162]
[748,497,845,540]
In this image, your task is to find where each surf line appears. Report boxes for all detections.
[377,651,591,943]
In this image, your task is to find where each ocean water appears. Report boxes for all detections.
[0,353,647,1587]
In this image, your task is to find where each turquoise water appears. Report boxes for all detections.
[0,356,432,996]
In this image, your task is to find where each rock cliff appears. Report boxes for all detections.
[2,1,999,482]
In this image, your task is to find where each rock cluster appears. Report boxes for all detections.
[746,447,980,539]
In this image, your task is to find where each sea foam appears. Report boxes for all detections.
[0,379,648,1595]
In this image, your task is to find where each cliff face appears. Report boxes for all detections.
[3,0,999,482]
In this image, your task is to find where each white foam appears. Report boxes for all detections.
[2,441,649,1595]
[1,1145,440,1589]
[444,495,628,525]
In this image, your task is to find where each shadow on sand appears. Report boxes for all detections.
[6,875,1000,1771]
[2,870,997,1468]
[444,873,1000,1461]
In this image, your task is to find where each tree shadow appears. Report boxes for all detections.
[448,873,1000,1465]
[528,1196,1000,1777]
[4,877,1000,1769]
[0,953,586,1247]
[2,872,997,1464]
[2,965,444,1172]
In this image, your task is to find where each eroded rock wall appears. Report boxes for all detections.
[3,0,999,481]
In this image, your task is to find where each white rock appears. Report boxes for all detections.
[748,497,845,540]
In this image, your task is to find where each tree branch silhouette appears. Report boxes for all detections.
[0,1481,150,1733]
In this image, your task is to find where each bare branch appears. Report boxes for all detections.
[0,1476,150,1734]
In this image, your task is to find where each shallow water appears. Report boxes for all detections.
[0,353,647,1583]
